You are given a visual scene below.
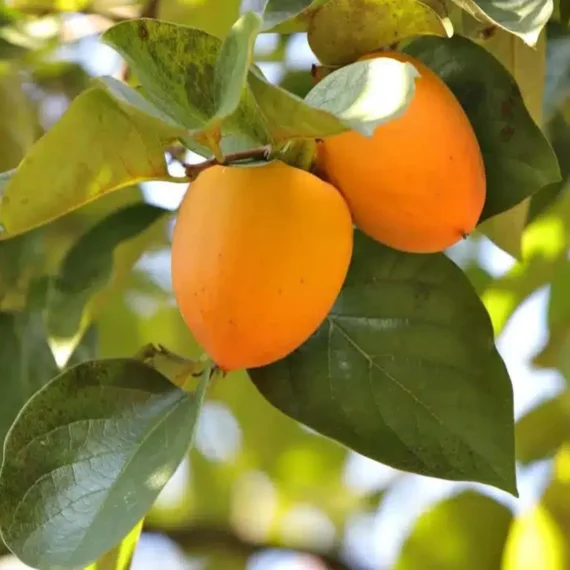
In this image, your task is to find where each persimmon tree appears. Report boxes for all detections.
[0,0,569,569]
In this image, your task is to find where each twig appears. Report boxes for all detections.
[142,523,358,570]
[182,146,272,180]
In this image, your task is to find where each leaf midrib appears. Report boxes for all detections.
[327,317,510,485]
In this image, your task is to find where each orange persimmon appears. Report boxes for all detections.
[171,160,353,372]
[316,51,486,253]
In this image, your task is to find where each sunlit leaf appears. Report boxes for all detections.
[304,56,419,137]
[0,87,182,239]
[451,0,552,46]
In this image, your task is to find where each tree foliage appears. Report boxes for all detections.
[0,0,569,569]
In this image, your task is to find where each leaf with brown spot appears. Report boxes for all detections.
[0,87,183,239]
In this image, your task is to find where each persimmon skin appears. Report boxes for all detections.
[171,160,353,372]
[317,51,486,253]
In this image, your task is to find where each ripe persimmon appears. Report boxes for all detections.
[316,51,486,253]
[171,160,353,372]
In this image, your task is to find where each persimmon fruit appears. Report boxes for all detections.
[316,51,486,253]
[171,160,353,372]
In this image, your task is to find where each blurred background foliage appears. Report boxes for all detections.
[2,0,570,569]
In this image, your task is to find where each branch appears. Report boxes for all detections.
[180,146,272,180]
[142,523,357,570]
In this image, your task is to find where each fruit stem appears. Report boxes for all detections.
[183,146,272,180]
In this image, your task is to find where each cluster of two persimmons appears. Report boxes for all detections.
[170,52,486,373]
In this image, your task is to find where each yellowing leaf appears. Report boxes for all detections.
[0,87,183,239]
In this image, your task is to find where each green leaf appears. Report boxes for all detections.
[101,19,225,129]
[516,391,570,465]
[402,35,561,222]
[0,73,36,171]
[199,10,263,158]
[250,231,517,494]
[31,61,91,100]
[528,110,570,224]
[94,76,189,132]
[101,18,269,154]
[248,60,417,146]
[45,203,168,345]
[214,11,262,129]
[306,0,452,65]
[474,28,546,258]
[0,87,182,240]
[304,56,419,136]
[102,18,417,156]
[66,325,99,368]
[451,0,552,46]
[0,357,211,570]
[395,490,512,570]
[0,311,58,463]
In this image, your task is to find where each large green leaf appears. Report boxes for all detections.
[0,357,211,570]
[403,35,560,222]
[451,0,552,46]
[395,491,512,570]
[0,87,182,239]
[250,231,517,494]
[45,203,168,343]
